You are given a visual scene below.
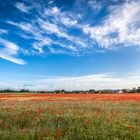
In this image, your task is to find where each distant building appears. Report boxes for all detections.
[117,90,123,93]
[114,90,123,93]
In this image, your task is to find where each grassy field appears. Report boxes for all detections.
[0,94,139,140]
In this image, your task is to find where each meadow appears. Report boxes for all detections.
[0,94,139,140]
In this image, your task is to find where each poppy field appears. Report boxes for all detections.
[0,93,140,140]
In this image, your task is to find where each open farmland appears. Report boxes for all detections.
[0,94,140,140]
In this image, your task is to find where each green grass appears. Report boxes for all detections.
[0,101,139,140]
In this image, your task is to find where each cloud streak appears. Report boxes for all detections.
[0,39,25,65]
[15,2,31,13]
[0,29,8,34]
[83,1,140,49]
[1,74,140,90]
[1,0,140,64]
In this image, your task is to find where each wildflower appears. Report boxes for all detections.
[96,111,101,118]
[55,131,61,138]
[127,125,133,129]
[84,119,91,125]
[47,131,51,136]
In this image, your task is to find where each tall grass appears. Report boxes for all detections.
[0,101,139,140]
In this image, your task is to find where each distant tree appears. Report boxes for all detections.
[137,87,140,93]
[55,90,62,94]
[88,89,95,93]
[61,89,66,94]
[20,89,30,92]
[131,87,137,93]
[122,89,129,93]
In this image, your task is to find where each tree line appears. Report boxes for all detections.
[0,87,140,93]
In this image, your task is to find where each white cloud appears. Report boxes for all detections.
[7,21,36,34]
[8,1,90,55]
[39,20,67,38]
[39,19,86,48]
[7,9,86,54]
[15,2,31,13]
[0,38,19,52]
[61,17,78,27]
[1,74,140,90]
[6,0,140,59]
[45,7,79,27]
[0,38,25,65]
[33,74,140,90]
[51,6,60,15]
[0,29,8,34]
[0,53,26,65]
[88,0,102,11]
[83,1,140,49]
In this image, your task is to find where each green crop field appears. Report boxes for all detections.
[0,94,139,140]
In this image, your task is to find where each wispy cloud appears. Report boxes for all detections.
[83,1,140,49]
[12,1,140,54]
[15,2,31,13]
[1,0,140,64]
[29,74,140,90]
[0,38,25,65]
[1,73,140,90]
[7,4,87,55]
[88,0,102,11]
[0,29,8,34]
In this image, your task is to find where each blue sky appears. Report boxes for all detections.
[0,0,140,90]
